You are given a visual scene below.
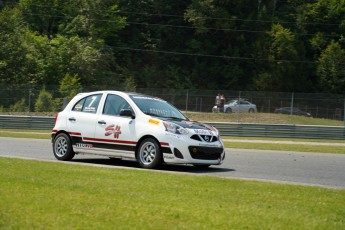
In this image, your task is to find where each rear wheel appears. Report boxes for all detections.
[136,138,162,169]
[225,108,232,113]
[248,108,255,113]
[53,133,75,161]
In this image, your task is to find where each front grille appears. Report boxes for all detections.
[188,146,223,160]
[190,135,218,142]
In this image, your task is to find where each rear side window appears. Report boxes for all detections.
[72,94,102,113]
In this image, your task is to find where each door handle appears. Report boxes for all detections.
[68,117,76,122]
[98,120,106,125]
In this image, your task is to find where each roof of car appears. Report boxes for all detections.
[77,90,163,100]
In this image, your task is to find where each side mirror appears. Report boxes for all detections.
[120,109,135,119]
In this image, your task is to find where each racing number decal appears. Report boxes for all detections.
[105,125,122,139]
[88,96,98,107]
[84,95,100,113]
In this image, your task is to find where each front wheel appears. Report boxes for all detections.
[53,133,75,161]
[225,108,232,113]
[136,138,162,169]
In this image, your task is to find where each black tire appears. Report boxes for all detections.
[193,164,211,169]
[248,108,255,113]
[225,108,232,113]
[136,138,162,169]
[53,133,75,161]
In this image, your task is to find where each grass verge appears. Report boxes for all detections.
[222,136,345,154]
[1,157,344,229]
[223,141,345,154]
[0,129,50,139]
[185,112,344,126]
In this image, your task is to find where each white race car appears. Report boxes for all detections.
[52,91,225,169]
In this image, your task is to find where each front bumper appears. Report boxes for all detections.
[161,133,225,165]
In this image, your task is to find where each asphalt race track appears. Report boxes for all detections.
[1,137,344,189]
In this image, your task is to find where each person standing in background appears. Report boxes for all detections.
[220,94,226,112]
[215,93,221,112]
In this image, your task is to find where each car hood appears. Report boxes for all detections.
[159,117,217,131]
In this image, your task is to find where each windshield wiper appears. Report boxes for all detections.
[165,116,184,120]
[145,112,160,117]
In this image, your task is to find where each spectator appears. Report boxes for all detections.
[215,93,221,112]
[220,94,226,112]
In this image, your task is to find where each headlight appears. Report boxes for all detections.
[163,121,189,135]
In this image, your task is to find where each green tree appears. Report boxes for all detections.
[17,0,124,88]
[59,0,126,41]
[35,87,54,112]
[3,0,345,94]
[253,24,309,92]
[9,98,28,112]
[59,73,82,100]
[317,41,345,93]
[0,7,28,85]
[20,34,118,87]
[123,75,137,92]
[19,0,65,36]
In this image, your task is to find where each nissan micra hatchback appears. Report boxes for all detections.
[52,91,225,169]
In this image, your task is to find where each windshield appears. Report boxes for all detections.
[130,95,188,120]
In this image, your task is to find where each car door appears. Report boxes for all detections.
[93,93,137,157]
[66,93,103,141]
[231,101,240,113]
[239,101,250,112]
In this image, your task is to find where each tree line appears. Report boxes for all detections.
[1,0,345,110]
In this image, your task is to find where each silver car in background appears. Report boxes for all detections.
[212,99,257,113]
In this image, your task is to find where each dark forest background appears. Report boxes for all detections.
[1,0,345,95]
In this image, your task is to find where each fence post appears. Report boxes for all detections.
[237,91,241,123]
[185,89,189,111]
[200,97,202,112]
[290,92,294,115]
[28,88,32,112]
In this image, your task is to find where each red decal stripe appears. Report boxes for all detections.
[83,137,137,145]
[68,132,82,136]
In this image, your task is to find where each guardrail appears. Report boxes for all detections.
[210,122,345,140]
[0,115,55,130]
[1,115,345,140]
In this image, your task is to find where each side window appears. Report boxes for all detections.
[73,98,85,112]
[72,94,102,113]
[103,94,132,116]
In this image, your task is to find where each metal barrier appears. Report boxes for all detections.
[209,122,345,140]
[0,115,55,130]
[1,115,345,140]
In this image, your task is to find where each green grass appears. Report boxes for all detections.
[0,129,50,138]
[1,157,344,229]
[222,136,345,154]
[223,136,345,143]
[185,112,344,126]
[224,141,345,154]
